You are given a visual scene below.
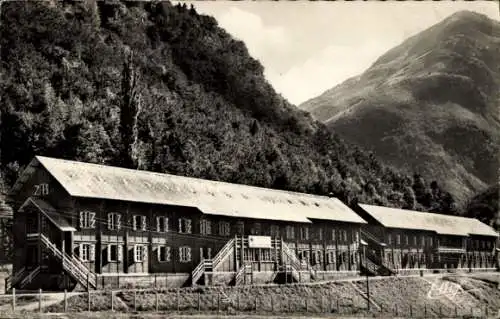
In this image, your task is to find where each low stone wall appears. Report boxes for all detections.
[394,267,498,276]
[96,273,190,289]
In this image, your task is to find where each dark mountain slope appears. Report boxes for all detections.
[466,184,499,230]
[0,0,454,214]
[300,11,500,207]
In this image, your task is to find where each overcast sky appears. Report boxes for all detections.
[187,1,499,106]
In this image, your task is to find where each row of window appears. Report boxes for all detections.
[79,211,359,242]
[388,234,433,246]
[77,244,193,263]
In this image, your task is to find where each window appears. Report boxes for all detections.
[354,231,359,243]
[134,245,147,263]
[79,211,96,229]
[133,215,147,231]
[429,237,433,246]
[251,223,261,235]
[387,234,392,245]
[157,246,171,262]
[235,221,244,234]
[179,246,192,263]
[319,228,323,241]
[405,235,409,245]
[156,216,169,232]
[342,230,348,242]
[332,229,336,241]
[178,218,192,234]
[78,243,95,262]
[107,244,123,262]
[218,221,231,236]
[413,236,417,246]
[300,227,309,240]
[396,234,401,245]
[107,213,121,230]
[286,226,295,239]
[327,251,336,264]
[270,225,280,237]
[314,251,322,265]
[200,219,211,235]
[200,247,212,260]
[421,236,425,246]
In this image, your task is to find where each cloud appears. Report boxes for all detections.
[267,40,401,105]
[216,7,292,64]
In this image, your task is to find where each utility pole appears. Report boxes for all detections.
[361,242,370,311]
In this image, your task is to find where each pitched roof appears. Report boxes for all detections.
[11,156,366,225]
[358,203,498,237]
[19,197,76,231]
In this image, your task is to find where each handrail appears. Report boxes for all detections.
[212,238,235,270]
[39,233,96,288]
[18,266,41,288]
[361,230,385,245]
[6,266,26,291]
[234,263,251,286]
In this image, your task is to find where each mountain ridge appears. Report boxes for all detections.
[299,10,500,207]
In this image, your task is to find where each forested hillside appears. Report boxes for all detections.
[0,0,456,214]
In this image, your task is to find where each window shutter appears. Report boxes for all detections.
[208,248,212,259]
[143,245,148,262]
[107,213,112,230]
[200,247,204,260]
[79,243,83,259]
[79,212,84,228]
[186,247,192,261]
[178,218,182,232]
[118,245,123,261]
[156,217,160,232]
[107,244,111,262]
[116,214,122,230]
[165,217,169,232]
[157,246,162,261]
[141,216,147,231]
[90,244,95,262]
[132,216,137,230]
[89,212,96,229]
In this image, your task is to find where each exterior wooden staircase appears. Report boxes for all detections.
[39,233,97,289]
[191,238,235,286]
[281,241,316,280]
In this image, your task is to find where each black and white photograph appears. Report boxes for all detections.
[0,0,499,318]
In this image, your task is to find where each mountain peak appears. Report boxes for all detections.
[299,10,500,207]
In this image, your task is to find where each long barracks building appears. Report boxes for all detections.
[5,156,499,291]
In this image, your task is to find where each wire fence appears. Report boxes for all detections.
[0,288,496,318]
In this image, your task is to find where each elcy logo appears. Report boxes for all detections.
[427,280,462,299]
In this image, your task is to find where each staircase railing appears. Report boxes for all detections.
[234,263,251,286]
[212,238,235,271]
[191,259,213,286]
[361,257,379,275]
[361,230,385,246]
[39,233,96,289]
[5,267,26,292]
[281,241,316,279]
[18,266,41,289]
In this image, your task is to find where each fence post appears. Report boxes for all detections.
[305,298,308,313]
[12,288,15,312]
[177,288,180,311]
[410,304,412,317]
[336,298,339,313]
[255,296,258,312]
[424,304,427,318]
[87,290,91,311]
[218,293,220,312]
[38,288,42,313]
[111,291,114,312]
[454,305,457,317]
[237,293,240,311]
[64,289,67,312]
[155,290,158,312]
[133,290,137,311]
[271,295,274,312]
[395,304,398,317]
[198,292,201,312]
